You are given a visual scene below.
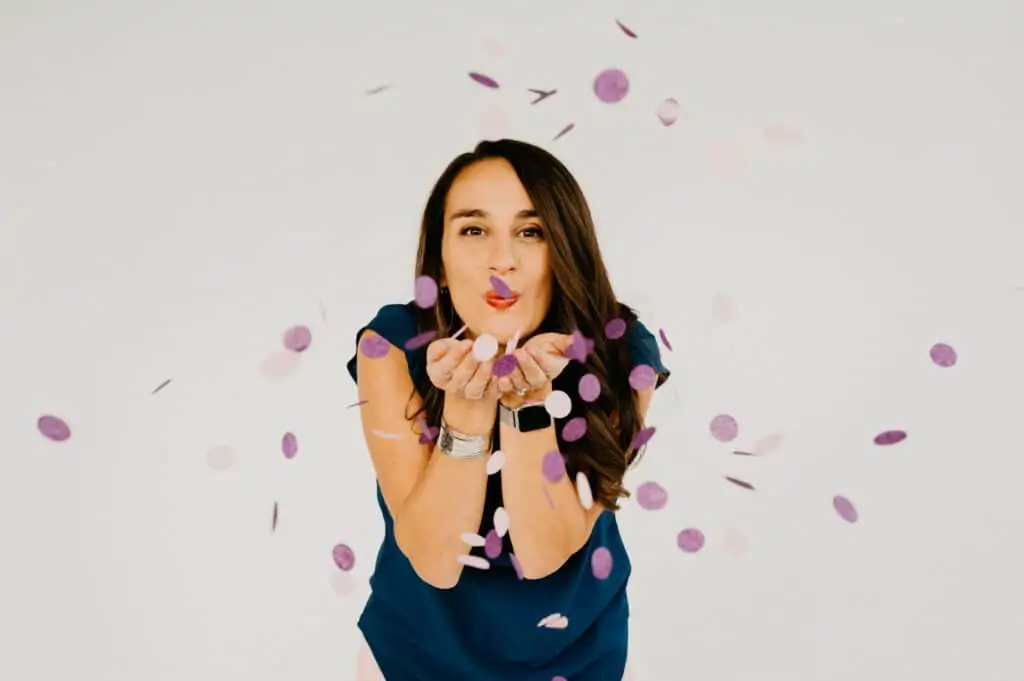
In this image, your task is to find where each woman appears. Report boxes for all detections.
[346,139,670,681]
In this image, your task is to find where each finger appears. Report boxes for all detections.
[517,348,550,388]
[463,360,494,399]
[497,375,515,394]
[507,364,532,394]
[436,340,473,379]
[447,349,481,394]
[425,338,455,363]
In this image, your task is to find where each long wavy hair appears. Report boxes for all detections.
[406,138,651,510]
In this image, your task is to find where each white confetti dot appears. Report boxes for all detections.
[206,446,236,471]
[473,334,498,362]
[537,613,569,629]
[486,450,506,475]
[457,554,490,570]
[330,571,356,597]
[544,390,572,419]
[493,507,509,537]
[460,532,486,547]
[575,472,594,510]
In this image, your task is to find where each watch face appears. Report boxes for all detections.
[518,404,552,432]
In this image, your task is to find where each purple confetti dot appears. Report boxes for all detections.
[710,414,739,442]
[930,342,957,367]
[494,353,519,377]
[629,365,657,391]
[360,334,390,359]
[591,546,613,580]
[489,275,513,298]
[552,677,568,681]
[658,328,673,351]
[37,414,71,442]
[561,416,588,442]
[874,430,907,445]
[414,275,439,308]
[484,529,503,559]
[510,554,525,580]
[578,373,601,402]
[332,543,356,571]
[833,495,858,523]
[677,528,705,553]
[541,451,566,483]
[469,72,500,88]
[404,330,437,350]
[281,432,298,459]
[283,325,312,352]
[594,68,630,103]
[636,481,668,510]
[604,318,627,340]
[629,426,656,450]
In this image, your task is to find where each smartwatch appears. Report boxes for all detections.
[498,401,553,432]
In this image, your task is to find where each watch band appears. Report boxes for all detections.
[499,401,553,432]
[437,419,490,459]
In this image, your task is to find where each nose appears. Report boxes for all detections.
[488,233,516,274]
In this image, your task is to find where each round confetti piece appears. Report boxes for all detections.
[206,445,236,471]
[494,353,519,377]
[489,275,513,298]
[469,72,499,88]
[332,543,356,571]
[722,527,749,558]
[552,677,568,681]
[404,330,437,351]
[541,451,566,483]
[594,68,629,103]
[833,495,858,523]
[677,528,705,553]
[259,351,301,380]
[461,532,486,547]
[710,414,739,442]
[628,365,657,391]
[510,554,525,579]
[331,571,356,598]
[486,450,506,475]
[591,546,613,580]
[283,325,312,352]
[656,97,681,126]
[37,414,71,442]
[636,481,668,510]
[414,275,438,308]
[537,613,569,629]
[457,554,490,570]
[484,529,502,559]
[752,432,784,455]
[604,318,627,340]
[874,430,907,445]
[575,472,594,510]
[281,432,298,459]
[629,426,656,450]
[578,373,601,402]
[930,342,957,367]
[544,390,572,419]
[472,334,498,362]
[360,334,390,359]
[493,506,509,537]
[562,416,588,442]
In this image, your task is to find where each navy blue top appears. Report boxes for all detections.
[346,302,669,681]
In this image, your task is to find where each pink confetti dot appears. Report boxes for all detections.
[629,426,656,450]
[332,543,356,571]
[591,546,613,580]
[414,275,438,308]
[561,416,588,442]
[636,481,668,510]
[37,414,71,442]
[656,97,681,126]
[594,68,630,103]
[469,72,499,88]
[283,325,312,352]
[484,529,502,559]
[404,330,437,350]
[578,373,601,402]
[710,414,739,442]
[629,365,657,391]
[360,334,390,359]
[874,430,906,445]
[677,528,705,553]
[833,495,858,523]
[510,554,525,580]
[604,318,627,340]
[541,451,566,483]
[930,342,957,367]
[494,354,519,377]
[281,432,298,459]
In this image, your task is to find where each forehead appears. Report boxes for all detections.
[445,158,534,217]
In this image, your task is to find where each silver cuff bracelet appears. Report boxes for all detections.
[437,419,491,460]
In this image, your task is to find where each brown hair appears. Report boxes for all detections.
[408,138,651,511]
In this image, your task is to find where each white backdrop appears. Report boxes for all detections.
[2,1,1023,679]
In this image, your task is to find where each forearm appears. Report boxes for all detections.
[392,396,494,589]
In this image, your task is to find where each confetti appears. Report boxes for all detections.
[575,472,594,510]
[461,532,486,547]
[469,72,499,89]
[628,426,656,450]
[656,98,681,126]
[332,543,356,571]
[281,432,298,459]
[552,123,575,141]
[489,275,513,298]
[283,325,312,352]
[484,529,502,559]
[271,502,279,532]
[833,495,858,523]
[874,430,907,445]
[594,68,629,103]
[537,613,569,629]
[370,429,401,440]
[677,528,705,553]
[724,475,755,490]
[486,450,506,475]
[732,450,756,457]
[417,415,439,444]
[319,300,327,321]
[562,416,588,442]
[472,334,498,362]
[345,399,368,409]
[457,554,490,570]
[542,451,566,482]
[331,571,355,597]
[544,390,572,418]
[493,507,509,537]
[723,527,749,557]
[510,554,525,579]
[505,328,522,353]
[405,330,437,350]
[578,374,601,402]
[450,324,468,340]
[494,353,519,377]
[542,485,555,508]
[658,328,673,351]
[260,351,301,380]
[930,342,957,367]
[360,334,391,359]
[37,414,71,442]
[615,19,638,38]
[206,445,236,471]
[553,677,568,681]
[636,481,668,510]
[628,365,657,391]
[752,432,784,454]
[591,546,613,579]
[710,414,739,442]
[529,88,557,104]
[565,330,590,363]
[604,318,627,339]
[414,275,438,308]
[365,83,392,95]
[151,379,172,394]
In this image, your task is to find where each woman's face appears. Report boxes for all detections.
[441,158,552,345]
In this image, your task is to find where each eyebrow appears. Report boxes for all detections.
[449,208,539,221]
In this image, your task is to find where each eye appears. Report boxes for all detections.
[459,225,484,236]
[521,226,545,239]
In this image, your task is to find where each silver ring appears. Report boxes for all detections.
[516,388,528,396]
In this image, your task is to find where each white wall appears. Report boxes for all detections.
[2,1,1022,679]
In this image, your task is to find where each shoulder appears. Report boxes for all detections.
[345,301,423,383]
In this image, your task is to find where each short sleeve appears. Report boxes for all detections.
[346,303,419,384]
[626,321,671,389]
